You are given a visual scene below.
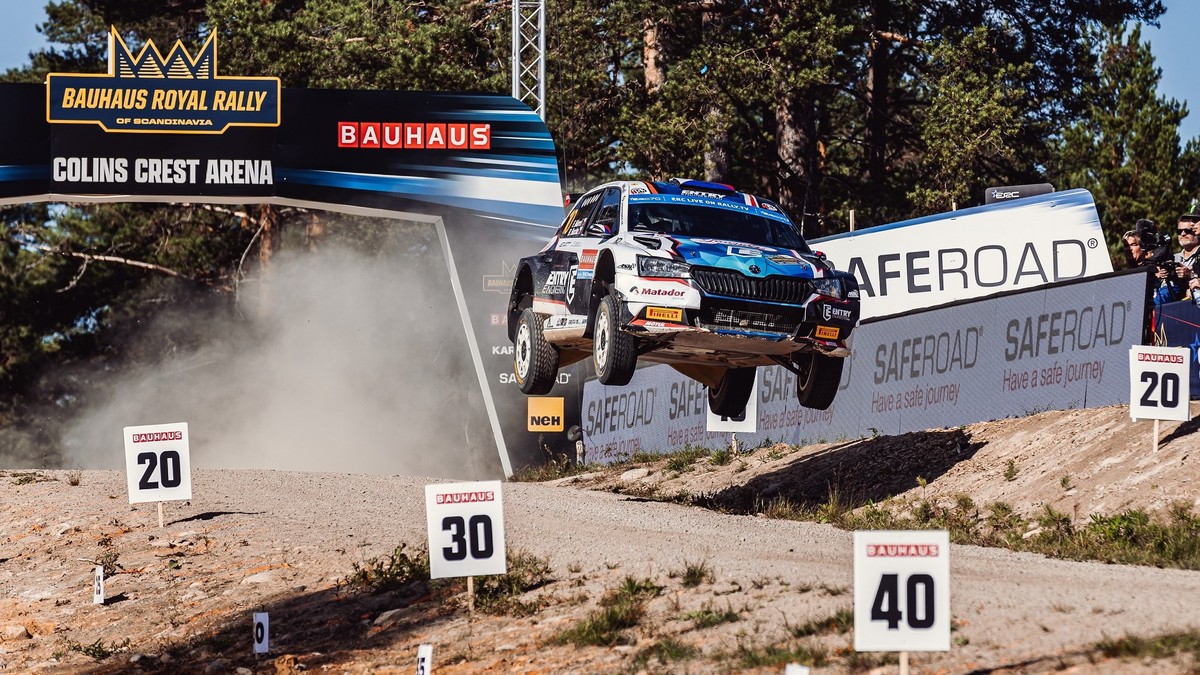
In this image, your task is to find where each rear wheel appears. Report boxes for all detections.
[795,352,844,410]
[514,308,559,394]
[708,367,757,417]
[593,295,637,385]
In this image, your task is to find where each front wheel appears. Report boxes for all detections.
[514,308,559,394]
[795,352,844,410]
[708,367,757,417]
[593,295,637,385]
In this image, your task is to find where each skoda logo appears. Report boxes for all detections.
[748,264,761,274]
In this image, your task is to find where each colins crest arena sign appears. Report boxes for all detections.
[47,28,280,134]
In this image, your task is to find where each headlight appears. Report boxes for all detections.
[638,256,691,278]
[811,277,843,299]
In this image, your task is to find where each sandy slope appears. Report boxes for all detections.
[0,404,1198,673]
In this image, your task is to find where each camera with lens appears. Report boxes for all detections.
[1136,218,1178,274]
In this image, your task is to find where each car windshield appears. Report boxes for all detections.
[628,202,811,252]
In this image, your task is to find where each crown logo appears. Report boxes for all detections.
[109,27,215,79]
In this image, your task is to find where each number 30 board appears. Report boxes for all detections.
[854,530,950,652]
[424,480,507,579]
[123,422,192,504]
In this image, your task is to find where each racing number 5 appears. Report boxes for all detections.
[442,515,495,561]
[870,573,935,630]
[137,450,183,490]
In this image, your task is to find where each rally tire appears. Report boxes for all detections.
[708,367,757,418]
[514,308,559,395]
[795,352,843,411]
[593,295,637,385]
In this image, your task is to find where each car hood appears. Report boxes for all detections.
[666,235,821,278]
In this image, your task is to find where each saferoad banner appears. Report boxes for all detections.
[581,270,1146,460]
[811,189,1112,320]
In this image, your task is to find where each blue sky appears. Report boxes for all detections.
[1,0,1197,142]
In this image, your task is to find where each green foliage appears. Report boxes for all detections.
[557,576,659,646]
[670,559,713,588]
[58,637,131,661]
[789,608,854,638]
[341,543,430,595]
[1004,459,1019,481]
[1095,629,1200,660]
[682,600,740,628]
[633,637,698,668]
[909,28,1028,213]
[473,550,555,616]
[1048,24,1200,265]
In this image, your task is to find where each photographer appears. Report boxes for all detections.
[1126,219,1185,306]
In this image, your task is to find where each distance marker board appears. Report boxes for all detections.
[123,422,192,503]
[854,530,950,652]
[425,480,507,579]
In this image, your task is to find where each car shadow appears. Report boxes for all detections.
[694,427,985,513]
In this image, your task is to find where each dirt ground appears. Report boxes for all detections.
[0,403,1198,674]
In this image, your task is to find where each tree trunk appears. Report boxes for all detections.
[257,203,279,269]
[865,0,892,194]
[776,93,822,235]
[701,1,730,183]
[643,18,663,95]
[305,212,324,253]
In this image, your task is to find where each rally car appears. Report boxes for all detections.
[507,178,860,414]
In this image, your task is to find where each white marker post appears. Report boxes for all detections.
[252,612,269,654]
[425,480,507,614]
[854,530,951,674]
[706,370,759,451]
[93,565,105,605]
[123,422,192,528]
[416,643,434,674]
[1129,346,1192,453]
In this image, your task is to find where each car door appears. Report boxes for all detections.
[558,186,620,314]
[534,188,603,312]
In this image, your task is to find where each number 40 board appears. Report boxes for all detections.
[424,480,507,579]
[854,530,950,652]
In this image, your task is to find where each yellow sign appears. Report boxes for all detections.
[645,307,683,322]
[527,397,564,432]
[815,325,840,340]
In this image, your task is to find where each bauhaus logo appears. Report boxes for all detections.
[338,121,491,149]
[527,396,565,432]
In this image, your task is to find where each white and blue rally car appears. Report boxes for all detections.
[507,178,860,414]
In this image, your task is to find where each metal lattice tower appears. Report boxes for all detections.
[511,0,546,120]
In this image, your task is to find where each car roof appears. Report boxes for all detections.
[618,179,792,222]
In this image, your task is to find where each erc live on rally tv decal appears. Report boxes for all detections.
[47,27,280,134]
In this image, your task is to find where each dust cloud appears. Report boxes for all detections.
[60,232,504,479]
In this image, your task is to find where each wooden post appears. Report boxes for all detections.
[467,576,475,614]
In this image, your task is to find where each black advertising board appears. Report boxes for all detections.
[0,83,50,199]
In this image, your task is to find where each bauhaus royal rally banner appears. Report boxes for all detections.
[0,28,570,477]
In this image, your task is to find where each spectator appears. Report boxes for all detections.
[1176,212,1200,301]
[1122,229,1145,266]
